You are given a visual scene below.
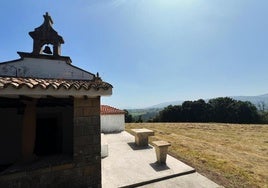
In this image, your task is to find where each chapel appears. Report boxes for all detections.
[0,12,112,187]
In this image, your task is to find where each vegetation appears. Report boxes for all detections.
[125,108,161,122]
[154,97,261,124]
[126,123,268,188]
[260,111,268,123]
[124,110,133,123]
[125,97,268,123]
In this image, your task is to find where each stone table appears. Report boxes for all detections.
[131,128,154,147]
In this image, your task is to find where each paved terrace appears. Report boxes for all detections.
[102,131,222,188]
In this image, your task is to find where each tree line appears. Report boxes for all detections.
[125,97,268,124]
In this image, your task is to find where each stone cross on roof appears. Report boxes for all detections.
[29,12,64,56]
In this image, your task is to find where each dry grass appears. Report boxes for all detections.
[126,123,268,188]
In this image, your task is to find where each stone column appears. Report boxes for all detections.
[73,97,101,187]
[21,100,37,162]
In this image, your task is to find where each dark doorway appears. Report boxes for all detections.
[34,117,61,156]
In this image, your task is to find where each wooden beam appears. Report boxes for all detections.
[0,97,24,108]
[46,95,57,99]
[21,100,37,162]
[19,95,34,101]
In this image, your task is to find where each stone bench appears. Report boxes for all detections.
[131,128,154,147]
[152,141,171,164]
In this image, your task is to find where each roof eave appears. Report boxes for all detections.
[0,86,112,98]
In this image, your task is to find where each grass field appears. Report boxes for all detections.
[126,123,268,188]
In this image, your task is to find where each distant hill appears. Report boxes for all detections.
[144,93,268,110]
[146,100,184,109]
[231,94,268,110]
[127,108,161,122]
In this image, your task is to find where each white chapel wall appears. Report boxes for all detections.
[101,114,125,133]
[0,58,94,80]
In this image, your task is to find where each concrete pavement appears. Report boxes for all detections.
[101,131,222,188]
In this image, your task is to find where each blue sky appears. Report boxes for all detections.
[0,0,267,109]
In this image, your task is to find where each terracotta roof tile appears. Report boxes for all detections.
[101,105,125,115]
[0,77,112,91]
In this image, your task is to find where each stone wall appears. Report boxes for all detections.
[0,163,99,188]
[73,97,101,187]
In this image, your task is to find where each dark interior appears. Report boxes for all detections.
[34,117,61,156]
[0,97,74,174]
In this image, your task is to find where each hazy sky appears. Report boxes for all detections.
[0,0,267,108]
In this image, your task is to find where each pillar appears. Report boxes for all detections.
[73,97,101,187]
[21,100,37,162]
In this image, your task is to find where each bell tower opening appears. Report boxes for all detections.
[42,45,53,55]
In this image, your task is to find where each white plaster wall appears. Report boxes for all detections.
[101,114,125,133]
[0,58,94,80]
[101,133,108,158]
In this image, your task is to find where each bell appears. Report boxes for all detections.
[43,46,52,54]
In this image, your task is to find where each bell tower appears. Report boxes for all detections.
[29,12,64,56]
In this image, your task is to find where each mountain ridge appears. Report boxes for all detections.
[144,93,268,109]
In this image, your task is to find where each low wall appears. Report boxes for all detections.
[101,114,125,133]
[0,163,99,188]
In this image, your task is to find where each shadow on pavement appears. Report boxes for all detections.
[149,162,170,172]
[127,142,153,150]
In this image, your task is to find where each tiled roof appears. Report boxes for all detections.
[101,105,125,115]
[0,77,112,91]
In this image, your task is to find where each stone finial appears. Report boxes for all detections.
[29,12,64,56]
[94,72,102,81]
[43,12,54,26]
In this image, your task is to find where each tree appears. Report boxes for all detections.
[234,101,259,123]
[259,111,268,123]
[208,97,237,123]
[154,105,181,122]
[154,97,261,124]
[135,115,143,123]
[257,101,266,112]
[208,97,260,123]
[181,99,211,122]
[124,110,133,123]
